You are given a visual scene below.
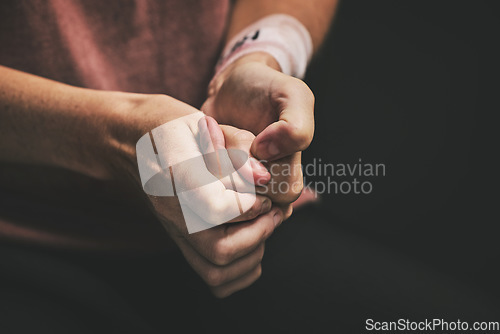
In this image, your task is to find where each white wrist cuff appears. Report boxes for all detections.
[215,14,313,79]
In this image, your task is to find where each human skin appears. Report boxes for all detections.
[203,53,312,206]
[199,0,338,296]
[0,0,339,298]
[0,64,286,297]
[203,0,339,205]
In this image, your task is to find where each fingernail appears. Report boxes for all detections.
[262,199,272,214]
[273,211,283,227]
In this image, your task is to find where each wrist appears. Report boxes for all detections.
[208,52,281,98]
[94,93,200,185]
[62,89,138,182]
[88,91,157,184]
[215,14,313,79]
[235,52,282,72]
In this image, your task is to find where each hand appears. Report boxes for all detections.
[108,94,283,297]
[202,53,315,205]
[0,65,293,297]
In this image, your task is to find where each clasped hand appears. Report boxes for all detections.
[132,53,314,298]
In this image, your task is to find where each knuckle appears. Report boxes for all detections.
[211,239,233,265]
[254,265,263,281]
[204,268,224,287]
[290,177,304,199]
[296,78,315,103]
[211,287,229,299]
[310,90,316,105]
[285,123,313,150]
[291,173,304,191]
[288,78,315,103]
[304,82,315,105]
[244,203,258,219]
[271,176,303,204]
[282,79,315,150]
[262,222,275,242]
[285,205,294,220]
[257,244,265,261]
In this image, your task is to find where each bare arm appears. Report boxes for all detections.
[0,65,144,180]
[203,0,338,204]
[0,65,281,298]
[227,0,338,53]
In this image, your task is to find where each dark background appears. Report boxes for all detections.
[297,0,499,330]
[254,0,500,331]
[307,0,498,302]
[1,1,498,333]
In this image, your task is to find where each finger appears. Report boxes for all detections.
[176,237,265,288]
[172,153,257,230]
[211,264,263,298]
[197,115,225,154]
[198,115,227,179]
[204,115,226,150]
[188,207,283,266]
[251,80,315,161]
[148,115,257,232]
[199,117,256,192]
[226,194,272,223]
[221,125,271,186]
[280,204,294,222]
[254,152,304,205]
[179,193,271,235]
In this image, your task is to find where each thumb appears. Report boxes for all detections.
[221,125,271,186]
[251,78,315,161]
[251,107,314,162]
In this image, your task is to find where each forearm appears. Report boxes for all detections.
[0,65,178,182]
[0,65,127,179]
[228,0,339,53]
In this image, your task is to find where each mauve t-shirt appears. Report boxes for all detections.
[0,0,230,252]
